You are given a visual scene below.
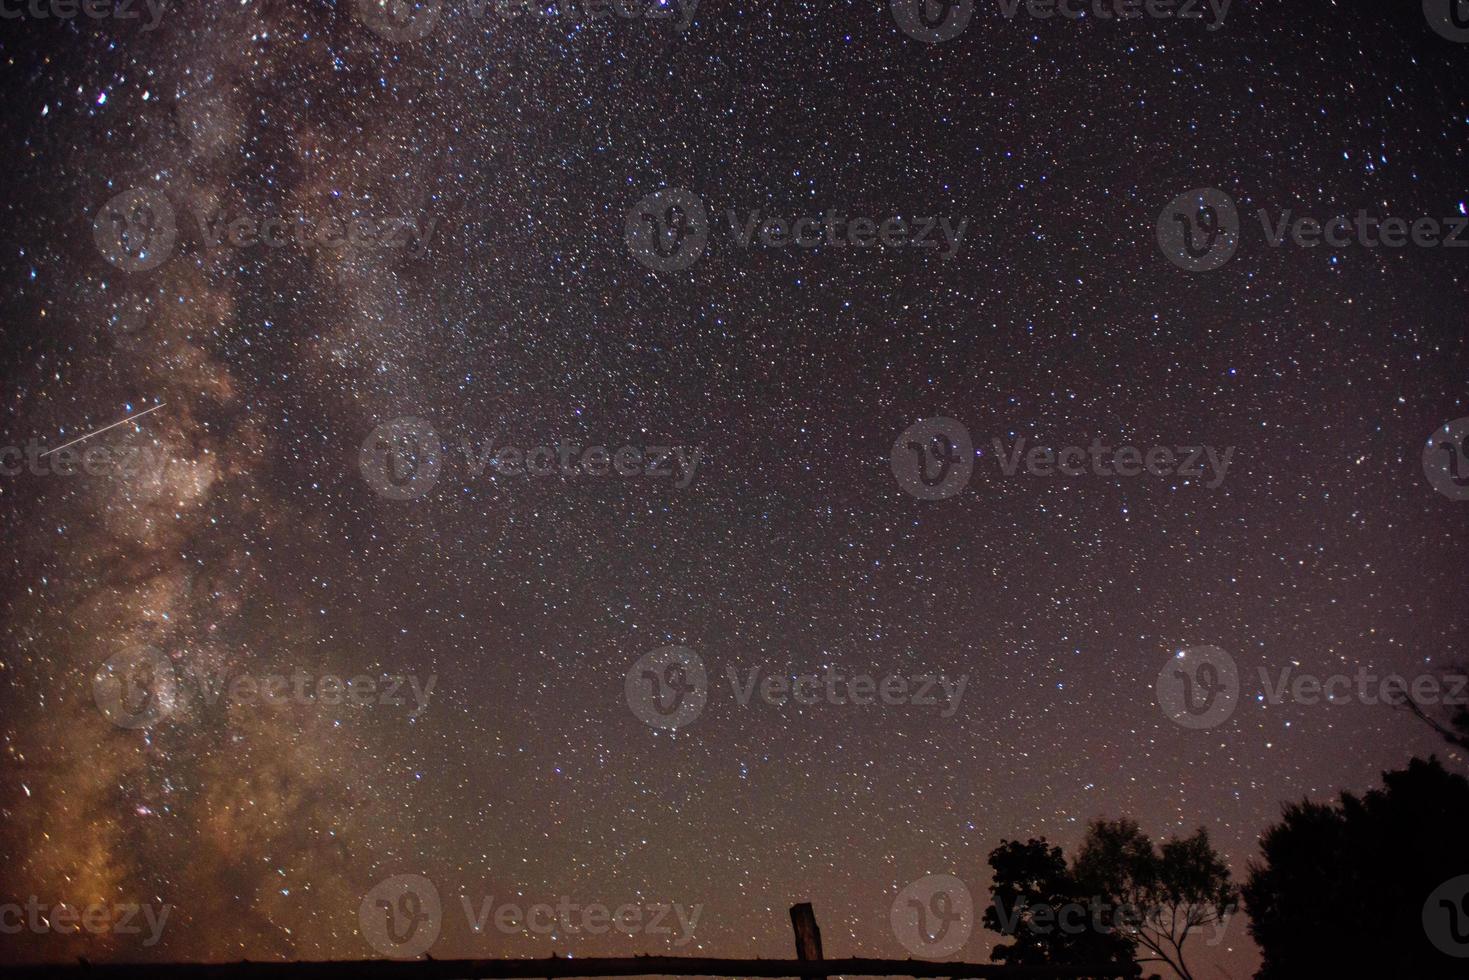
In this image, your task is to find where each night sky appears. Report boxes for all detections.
[2,1,1468,977]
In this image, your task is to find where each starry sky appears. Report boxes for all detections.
[2,1,1468,977]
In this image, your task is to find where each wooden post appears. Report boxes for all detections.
[789,902,824,980]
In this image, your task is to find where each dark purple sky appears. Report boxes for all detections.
[2,2,1467,977]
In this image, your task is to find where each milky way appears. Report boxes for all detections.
[1,2,1467,977]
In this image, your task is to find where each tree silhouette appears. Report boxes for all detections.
[1070,820,1237,980]
[1391,664,1469,756]
[981,838,1136,970]
[1243,756,1469,979]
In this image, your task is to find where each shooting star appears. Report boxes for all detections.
[39,403,166,457]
